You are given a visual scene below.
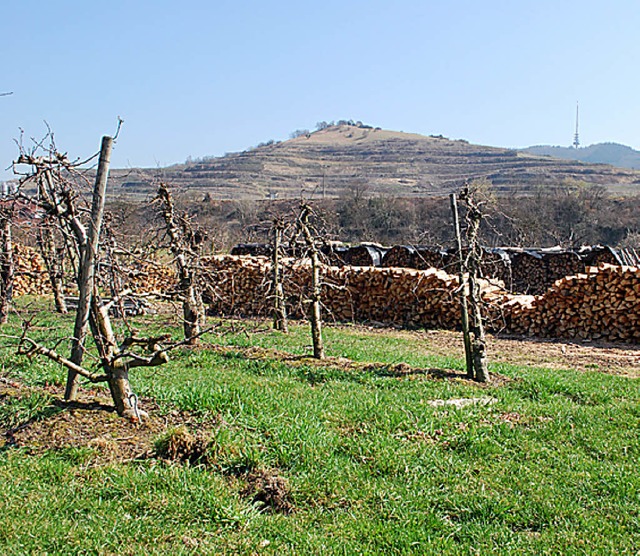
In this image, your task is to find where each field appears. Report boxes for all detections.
[1,299,639,555]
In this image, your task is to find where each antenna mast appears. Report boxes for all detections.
[573,101,580,149]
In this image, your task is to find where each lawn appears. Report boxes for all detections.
[1,300,638,554]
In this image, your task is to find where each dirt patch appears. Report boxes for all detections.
[342,327,640,378]
[208,343,480,382]
[241,468,293,514]
[154,426,211,465]
[1,377,216,465]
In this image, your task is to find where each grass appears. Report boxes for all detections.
[1,300,639,554]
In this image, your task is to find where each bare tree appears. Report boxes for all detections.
[156,184,205,344]
[0,202,14,325]
[459,184,490,382]
[36,215,68,314]
[295,203,325,359]
[271,217,288,333]
[9,133,174,419]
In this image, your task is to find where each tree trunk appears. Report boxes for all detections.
[66,136,112,401]
[463,188,490,383]
[272,221,288,333]
[468,270,489,382]
[0,210,13,325]
[450,193,473,378]
[157,184,204,345]
[37,219,68,314]
[309,248,325,359]
[180,261,202,344]
[297,204,325,359]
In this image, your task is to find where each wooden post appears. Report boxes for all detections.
[66,135,112,401]
[298,204,325,359]
[450,193,473,378]
[0,208,13,325]
[272,219,288,332]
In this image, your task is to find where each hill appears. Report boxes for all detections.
[109,125,640,199]
[521,142,640,170]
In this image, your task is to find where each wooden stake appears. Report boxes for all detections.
[450,193,473,378]
[272,219,288,332]
[66,135,112,400]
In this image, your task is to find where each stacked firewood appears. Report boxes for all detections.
[202,255,502,330]
[229,243,626,296]
[120,261,177,294]
[12,245,52,296]
[11,246,178,298]
[505,264,640,343]
[12,246,640,344]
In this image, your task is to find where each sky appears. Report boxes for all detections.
[1,0,639,180]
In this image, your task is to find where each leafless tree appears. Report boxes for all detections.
[271,217,288,333]
[294,203,325,359]
[155,183,206,344]
[0,201,14,325]
[7,133,175,419]
[459,183,490,382]
[36,215,68,314]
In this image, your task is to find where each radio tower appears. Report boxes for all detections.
[573,101,580,149]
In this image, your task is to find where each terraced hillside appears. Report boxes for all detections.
[110,125,640,200]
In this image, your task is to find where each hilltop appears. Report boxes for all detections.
[110,125,640,199]
[521,142,640,170]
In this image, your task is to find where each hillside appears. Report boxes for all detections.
[109,125,640,199]
[521,142,640,170]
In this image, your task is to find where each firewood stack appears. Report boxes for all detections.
[505,264,640,343]
[341,244,389,267]
[202,255,502,331]
[120,261,177,294]
[12,245,52,296]
[381,246,415,268]
[12,246,640,344]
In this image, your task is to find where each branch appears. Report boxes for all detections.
[2,334,108,383]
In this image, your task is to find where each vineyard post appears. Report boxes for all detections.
[450,192,473,378]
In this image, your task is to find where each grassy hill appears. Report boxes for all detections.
[109,125,640,200]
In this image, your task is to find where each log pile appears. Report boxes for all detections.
[12,245,52,296]
[202,255,640,344]
[11,246,177,298]
[203,255,503,330]
[229,242,625,295]
[382,246,451,271]
[505,264,640,343]
[11,246,640,344]
[339,244,388,267]
[120,261,177,294]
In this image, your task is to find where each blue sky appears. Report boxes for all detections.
[1,0,639,179]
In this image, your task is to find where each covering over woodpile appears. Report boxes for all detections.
[233,242,625,295]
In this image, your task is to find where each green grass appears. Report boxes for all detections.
[1,302,639,554]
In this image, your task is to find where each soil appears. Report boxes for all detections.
[0,377,216,465]
[1,329,638,466]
